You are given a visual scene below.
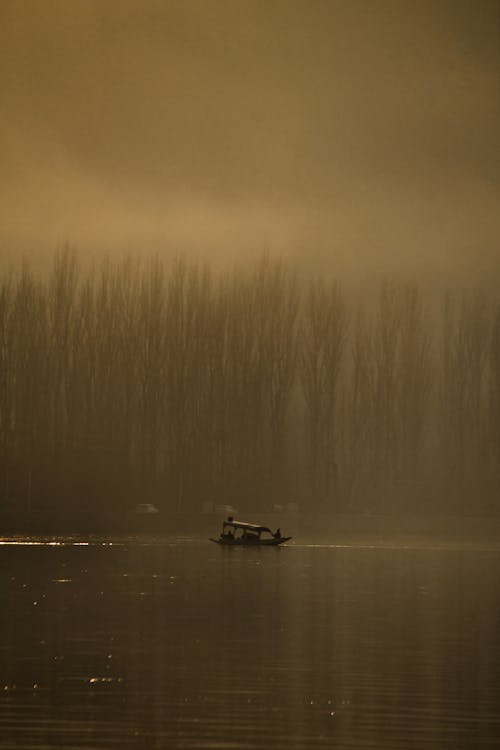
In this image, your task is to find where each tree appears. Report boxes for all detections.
[301,278,346,509]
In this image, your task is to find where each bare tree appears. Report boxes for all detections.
[301,278,347,509]
[339,305,374,509]
[0,275,13,505]
[439,290,490,510]
[489,305,500,500]
[395,284,431,487]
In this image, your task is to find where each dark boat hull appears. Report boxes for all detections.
[209,537,291,546]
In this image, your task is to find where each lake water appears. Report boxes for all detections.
[1,535,499,749]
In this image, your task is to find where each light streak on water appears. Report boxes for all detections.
[0,538,121,547]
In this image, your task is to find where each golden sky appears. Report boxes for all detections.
[0,0,499,278]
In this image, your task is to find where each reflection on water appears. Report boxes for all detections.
[1,536,499,749]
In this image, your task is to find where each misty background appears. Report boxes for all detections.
[0,1,499,523]
[0,0,499,281]
[1,9,500,746]
[1,250,499,521]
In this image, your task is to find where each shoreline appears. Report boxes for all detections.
[1,511,500,546]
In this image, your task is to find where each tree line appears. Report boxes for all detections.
[0,251,498,517]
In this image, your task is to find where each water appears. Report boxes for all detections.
[1,536,499,749]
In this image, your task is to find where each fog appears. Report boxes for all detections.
[1,1,499,522]
[0,251,498,526]
[1,0,499,281]
[1,9,500,744]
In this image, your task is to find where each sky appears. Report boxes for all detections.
[0,0,499,280]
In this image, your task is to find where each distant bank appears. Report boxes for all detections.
[1,509,499,547]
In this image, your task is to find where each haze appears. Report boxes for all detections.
[1,6,500,745]
[0,0,498,279]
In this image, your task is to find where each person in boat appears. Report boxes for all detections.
[219,517,233,542]
[274,528,281,539]
[242,529,258,543]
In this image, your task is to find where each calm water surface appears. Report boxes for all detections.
[0,536,499,749]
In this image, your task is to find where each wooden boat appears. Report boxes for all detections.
[210,518,291,546]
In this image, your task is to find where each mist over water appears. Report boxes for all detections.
[1,2,499,748]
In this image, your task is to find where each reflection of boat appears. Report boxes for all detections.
[210,518,292,546]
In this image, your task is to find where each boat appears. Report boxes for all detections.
[210,517,292,546]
